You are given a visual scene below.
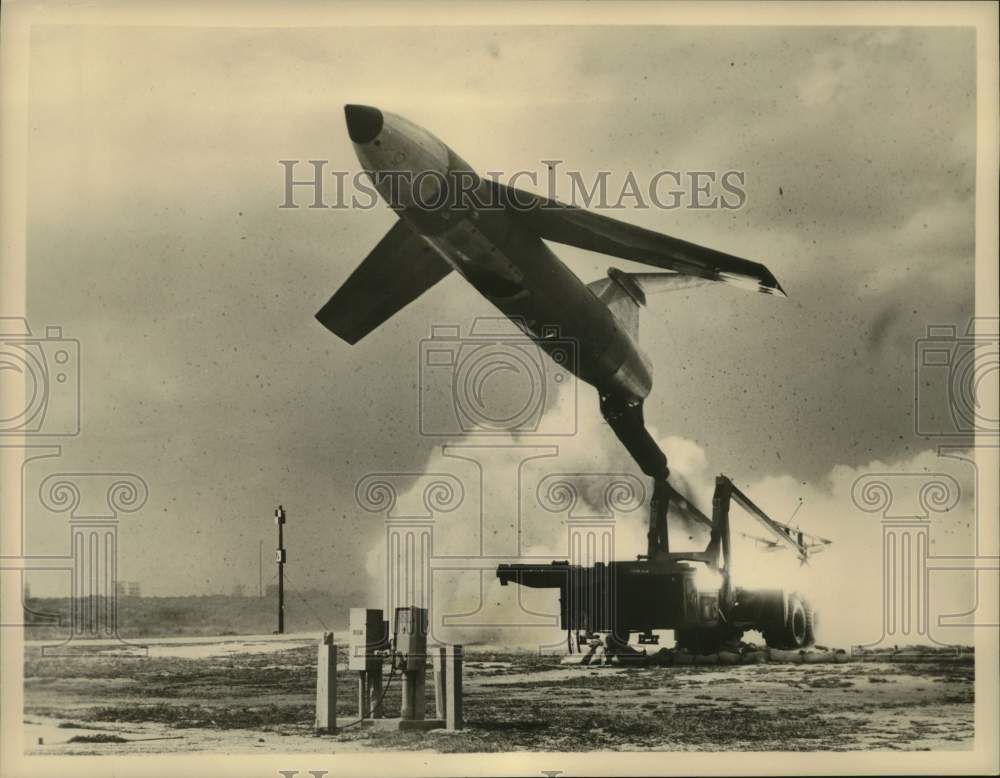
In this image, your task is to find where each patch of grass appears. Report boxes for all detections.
[67,734,128,744]
[806,676,855,689]
[82,703,316,730]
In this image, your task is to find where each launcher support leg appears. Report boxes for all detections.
[599,396,669,480]
[647,477,671,558]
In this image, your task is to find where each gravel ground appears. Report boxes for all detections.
[23,637,974,754]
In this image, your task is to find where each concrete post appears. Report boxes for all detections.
[445,644,463,730]
[357,672,370,719]
[400,672,413,719]
[395,606,427,721]
[356,666,384,719]
[401,668,426,720]
[315,632,337,733]
[413,669,426,720]
[432,645,447,720]
[369,663,384,718]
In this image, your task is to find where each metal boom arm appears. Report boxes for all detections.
[716,477,831,562]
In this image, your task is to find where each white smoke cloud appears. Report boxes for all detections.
[364,379,979,649]
[734,449,978,648]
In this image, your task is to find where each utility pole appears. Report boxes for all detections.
[258,539,263,598]
[275,505,286,634]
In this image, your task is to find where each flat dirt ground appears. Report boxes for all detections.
[23,635,973,754]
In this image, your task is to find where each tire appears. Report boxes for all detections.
[762,593,811,649]
[803,599,817,647]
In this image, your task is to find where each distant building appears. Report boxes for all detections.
[116,581,142,597]
[232,584,245,597]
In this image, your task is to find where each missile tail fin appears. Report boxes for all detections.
[587,268,644,340]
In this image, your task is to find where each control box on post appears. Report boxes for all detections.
[393,607,428,671]
[319,603,460,732]
[348,608,388,672]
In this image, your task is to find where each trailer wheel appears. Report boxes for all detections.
[762,593,810,649]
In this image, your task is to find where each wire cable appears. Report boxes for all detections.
[337,661,398,730]
[281,569,331,632]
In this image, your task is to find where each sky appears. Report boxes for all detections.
[20,24,982,645]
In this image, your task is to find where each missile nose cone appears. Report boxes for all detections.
[344,104,383,144]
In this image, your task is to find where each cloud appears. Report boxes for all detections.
[796,49,862,108]
[861,28,905,48]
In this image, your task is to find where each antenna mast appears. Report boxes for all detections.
[275,505,286,633]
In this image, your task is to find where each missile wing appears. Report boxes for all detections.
[498,184,785,296]
[315,219,452,344]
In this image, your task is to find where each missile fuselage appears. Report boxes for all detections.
[349,108,653,404]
